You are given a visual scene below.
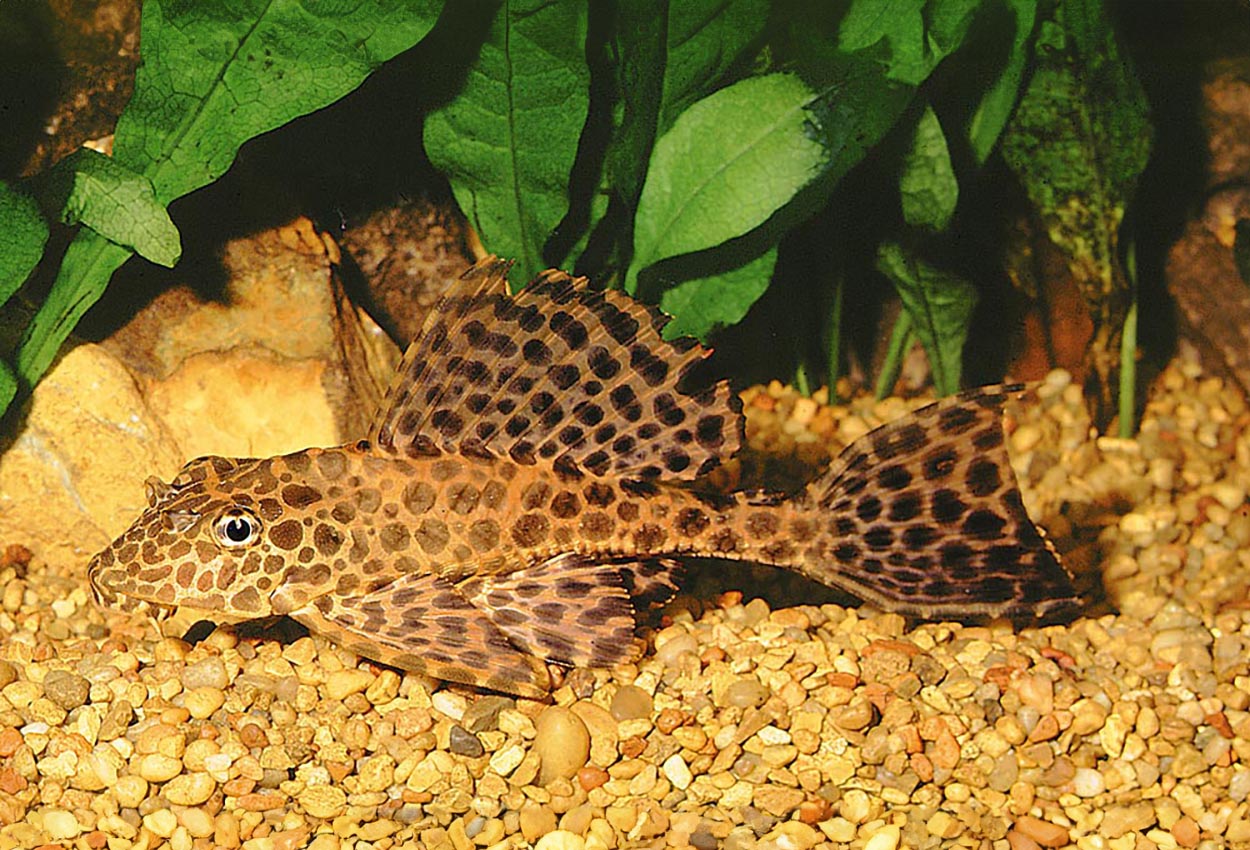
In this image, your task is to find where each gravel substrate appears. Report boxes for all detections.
[2,348,1248,850]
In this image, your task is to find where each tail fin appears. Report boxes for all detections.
[800,384,1080,623]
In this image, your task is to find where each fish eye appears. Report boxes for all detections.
[214,509,261,548]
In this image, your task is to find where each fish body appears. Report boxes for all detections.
[89,258,1080,696]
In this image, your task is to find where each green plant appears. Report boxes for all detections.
[0,0,441,416]
[0,0,1151,428]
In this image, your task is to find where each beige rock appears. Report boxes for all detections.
[535,705,590,785]
[0,221,399,571]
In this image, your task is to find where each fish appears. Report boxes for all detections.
[88,256,1080,697]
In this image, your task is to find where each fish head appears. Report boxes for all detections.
[88,452,323,623]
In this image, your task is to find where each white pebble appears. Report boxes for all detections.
[431,691,467,721]
[1072,767,1106,797]
[662,753,693,789]
[863,825,901,850]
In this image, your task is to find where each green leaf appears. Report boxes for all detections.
[610,0,766,214]
[837,0,980,85]
[38,148,181,267]
[900,104,958,231]
[114,0,442,205]
[0,359,14,415]
[627,73,826,292]
[658,0,769,134]
[13,0,440,409]
[424,0,589,285]
[0,181,49,308]
[966,0,1038,164]
[876,241,978,396]
[999,0,1151,396]
[658,247,778,341]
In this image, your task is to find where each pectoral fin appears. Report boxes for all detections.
[288,573,552,698]
[459,554,643,669]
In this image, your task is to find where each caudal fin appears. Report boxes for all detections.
[800,385,1080,623]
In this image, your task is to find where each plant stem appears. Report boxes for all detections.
[794,361,811,397]
[825,270,844,403]
[1118,242,1139,439]
[875,311,914,400]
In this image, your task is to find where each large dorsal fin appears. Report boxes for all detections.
[369,256,743,480]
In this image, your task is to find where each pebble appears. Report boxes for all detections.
[164,772,215,805]
[1013,816,1070,847]
[534,706,590,784]
[42,809,79,840]
[449,724,485,757]
[863,825,901,850]
[184,686,225,719]
[324,669,373,700]
[722,677,769,709]
[461,695,514,732]
[42,670,89,710]
[300,785,347,818]
[181,657,229,690]
[609,685,652,720]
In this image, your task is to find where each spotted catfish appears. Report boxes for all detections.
[88,257,1080,696]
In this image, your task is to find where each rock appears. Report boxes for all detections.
[609,685,653,720]
[184,686,225,719]
[461,695,514,732]
[863,825,901,850]
[1012,816,1070,847]
[300,785,347,819]
[42,809,80,841]
[324,669,373,701]
[534,706,590,785]
[164,772,215,806]
[0,221,398,572]
[520,801,557,843]
[42,670,89,710]
[721,678,769,709]
[448,725,485,758]
[181,657,229,691]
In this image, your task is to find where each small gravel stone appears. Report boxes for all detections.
[324,668,372,700]
[42,670,89,710]
[461,695,514,732]
[662,753,693,789]
[520,801,557,842]
[534,829,584,850]
[1013,816,1070,847]
[609,684,652,720]
[184,686,225,719]
[42,809,79,840]
[300,784,347,818]
[448,724,485,757]
[181,657,229,690]
[863,825,901,850]
[165,772,216,806]
[535,706,590,784]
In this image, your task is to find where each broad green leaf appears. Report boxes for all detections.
[14,0,440,407]
[39,148,180,267]
[0,181,49,308]
[627,74,826,292]
[114,0,442,204]
[900,104,958,231]
[999,0,1151,411]
[837,0,980,85]
[610,0,766,213]
[876,241,978,396]
[424,0,589,284]
[658,247,778,341]
[658,0,769,134]
[966,0,1038,163]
